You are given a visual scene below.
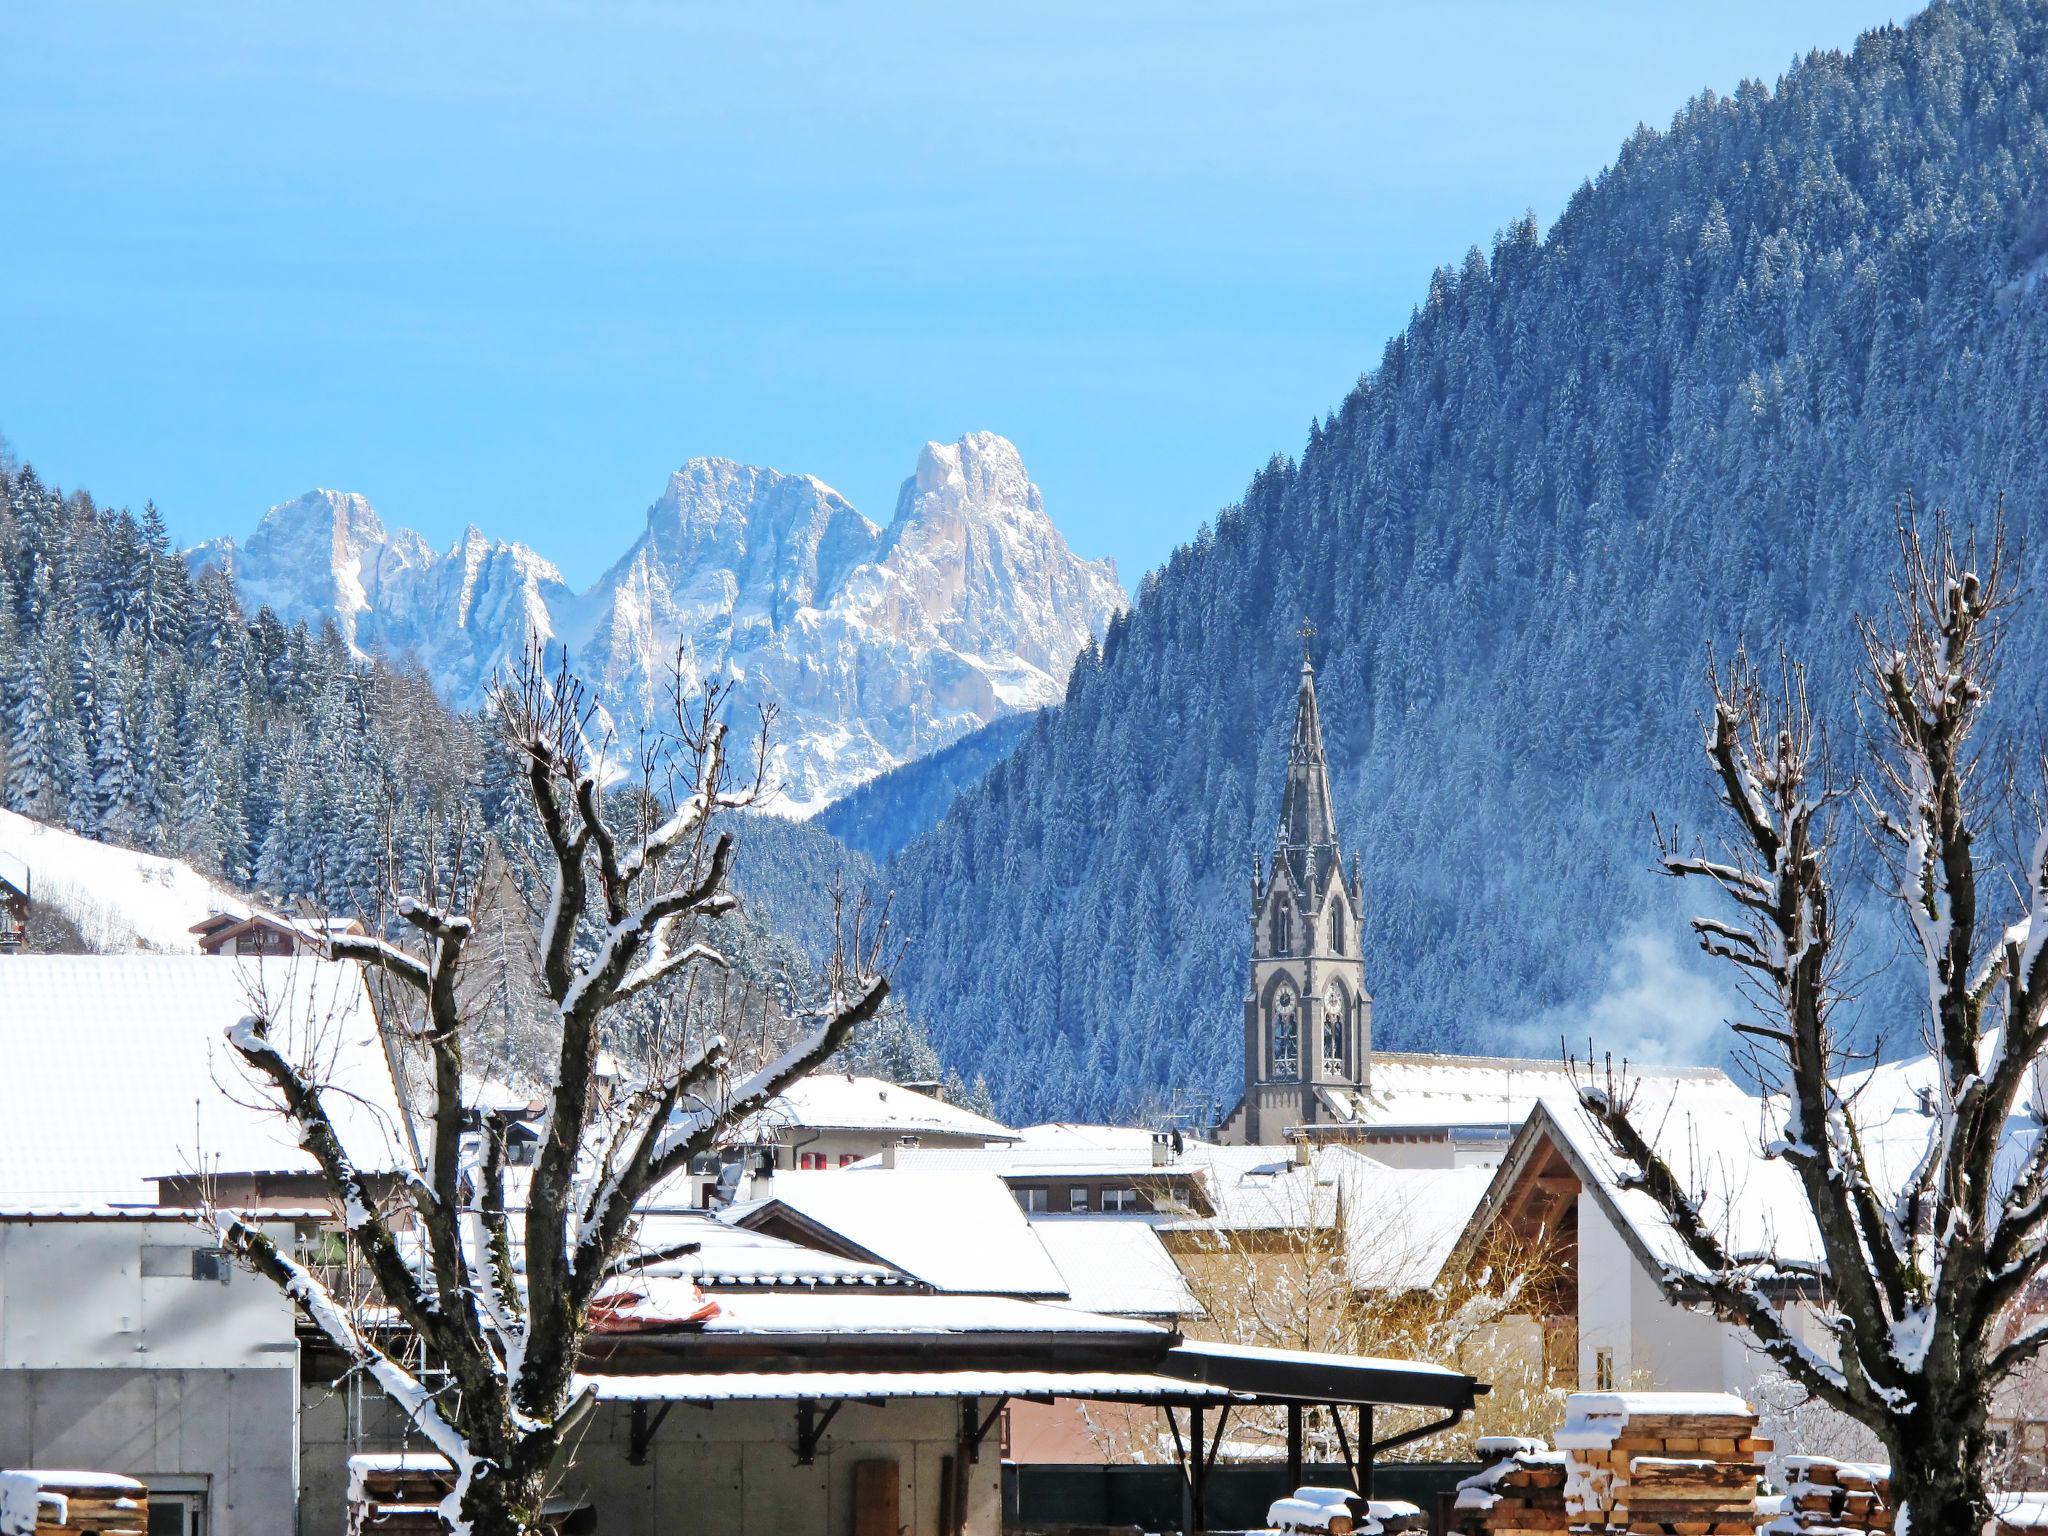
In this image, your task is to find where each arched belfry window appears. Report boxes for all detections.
[1328,900,1346,954]
[1322,984,1346,1073]
[1272,988,1300,1077]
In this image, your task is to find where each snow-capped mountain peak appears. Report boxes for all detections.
[192,433,1124,813]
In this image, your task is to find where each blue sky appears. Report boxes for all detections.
[1,2,1904,590]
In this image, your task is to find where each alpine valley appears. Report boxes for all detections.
[191,431,1124,814]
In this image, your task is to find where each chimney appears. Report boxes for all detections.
[1293,1135,1313,1168]
[1151,1131,1173,1168]
[883,1134,921,1169]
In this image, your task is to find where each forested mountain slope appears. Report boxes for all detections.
[890,1,2048,1123]
[816,714,1032,866]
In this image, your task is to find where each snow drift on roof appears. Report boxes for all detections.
[0,956,410,1203]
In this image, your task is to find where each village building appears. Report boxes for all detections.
[0,956,411,1535]
[1439,1069,1833,1399]
[0,852,27,953]
[0,951,1487,1534]
[727,1072,1018,1171]
[188,907,367,958]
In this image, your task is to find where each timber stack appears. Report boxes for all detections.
[1763,1457,1893,1533]
[0,1471,149,1536]
[1451,1437,1569,1534]
[1556,1392,1764,1535]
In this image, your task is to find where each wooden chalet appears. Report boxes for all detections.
[189,908,365,957]
[0,852,28,952]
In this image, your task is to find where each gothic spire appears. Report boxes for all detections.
[1277,620,1341,877]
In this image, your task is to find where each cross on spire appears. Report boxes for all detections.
[1298,615,1316,666]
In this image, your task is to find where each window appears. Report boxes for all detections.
[1271,901,1292,955]
[1322,984,1346,1073]
[1102,1187,1138,1212]
[1594,1348,1615,1392]
[839,1153,858,1167]
[146,1482,208,1536]
[1271,988,1299,1077]
[1015,1187,1048,1213]
[506,1136,539,1167]
[1069,1187,1091,1212]
[1329,906,1345,954]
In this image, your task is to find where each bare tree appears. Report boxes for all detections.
[1579,510,2048,1530]
[210,652,890,1536]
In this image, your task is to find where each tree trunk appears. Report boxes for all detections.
[1888,1379,1995,1536]
[454,1463,552,1536]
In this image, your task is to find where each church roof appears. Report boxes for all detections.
[1275,651,1344,893]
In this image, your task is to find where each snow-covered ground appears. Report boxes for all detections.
[0,808,247,952]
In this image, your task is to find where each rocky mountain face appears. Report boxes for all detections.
[193,433,1122,812]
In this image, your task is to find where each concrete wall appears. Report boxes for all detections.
[314,1393,1004,1536]
[0,1217,301,1535]
[573,1397,1002,1536]
[0,1366,296,1535]
[0,1217,300,1369]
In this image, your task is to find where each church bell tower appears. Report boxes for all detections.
[1229,621,1372,1145]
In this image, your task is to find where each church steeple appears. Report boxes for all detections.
[1277,620,1341,875]
[1224,618,1373,1146]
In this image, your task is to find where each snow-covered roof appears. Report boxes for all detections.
[1027,1215,1202,1318]
[0,1204,325,1223]
[1014,1123,1182,1152]
[613,1283,1166,1338]
[576,1369,1236,1404]
[625,1210,910,1287]
[0,809,250,952]
[1834,1033,2046,1208]
[1340,1164,1498,1293]
[861,1141,1211,1180]
[734,1073,1017,1143]
[730,1170,1069,1296]
[1359,1051,1726,1132]
[0,956,411,1203]
[1451,1069,1821,1288]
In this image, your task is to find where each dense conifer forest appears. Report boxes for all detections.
[0,457,952,1091]
[886,0,2048,1122]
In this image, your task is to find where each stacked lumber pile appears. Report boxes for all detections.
[1762,1457,1893,1534]
[1452,1437,1569,1534]
[1557,1392,1764,1534]
[1265,1486,1426,1535]
[346,1455,450,1536]
[345,1455,592,1535]
[1,1472,148,1536]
